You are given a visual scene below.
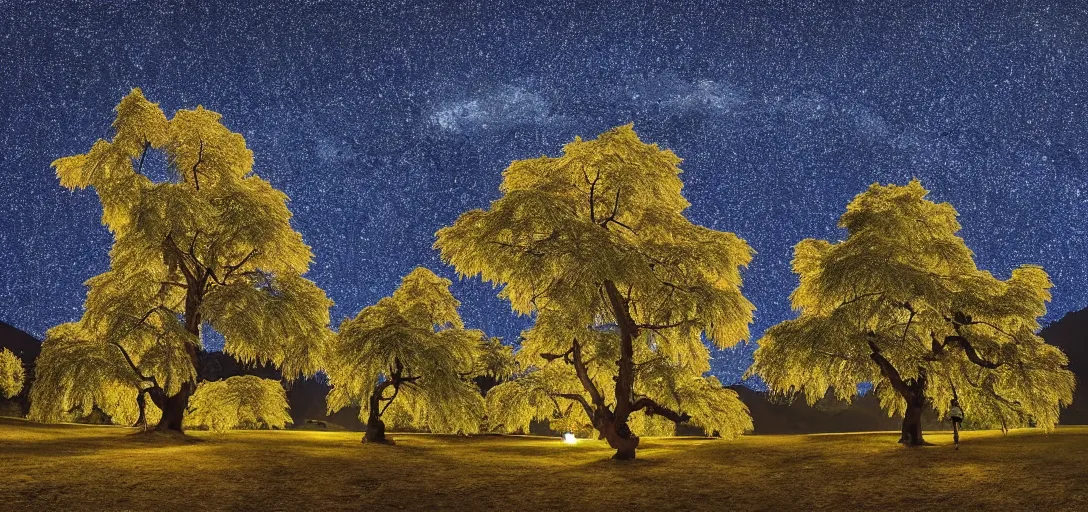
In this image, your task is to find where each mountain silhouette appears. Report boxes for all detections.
[1040,307,1088,425]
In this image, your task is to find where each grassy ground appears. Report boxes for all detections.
[2,418,1086,511]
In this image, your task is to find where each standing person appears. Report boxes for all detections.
[949,398,965,449]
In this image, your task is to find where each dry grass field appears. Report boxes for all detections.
[1,417,1086,511]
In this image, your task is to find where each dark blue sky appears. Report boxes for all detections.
[2,1,1086,385]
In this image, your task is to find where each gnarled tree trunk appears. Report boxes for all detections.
[899,390,926,446]
[597,414,640,460]
[364,413,387,443]
[869,340,930,446]
[134,391,148,430]
[154,290,203,433]
[155,380,195,432]
[363,380,395,443]
[604,280,641,459]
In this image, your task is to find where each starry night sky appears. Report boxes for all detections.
[1,1,1086,386]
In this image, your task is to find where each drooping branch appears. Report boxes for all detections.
[136,140,150,175]
[553,392,594,423]
[192,139,204,190]
[637,318,694,331]
[223,248,259,279]
[631,397,691,424]
[109,341,158,389]
[983,378,1023,411]
[837,291,886,309]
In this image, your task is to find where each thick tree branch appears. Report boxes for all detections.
[631,397,691,424]
[571,339,606,410]
[951,336,1003,369]
[604,280,638,420]
[932,333,1003,369]
[164,234,197,283]
[867,339,911,397]
[378,381,401,416]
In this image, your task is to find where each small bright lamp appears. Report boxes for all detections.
[562,432,577,444]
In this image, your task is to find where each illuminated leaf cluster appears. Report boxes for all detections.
[0,348,24,399]
[185,375,292,432]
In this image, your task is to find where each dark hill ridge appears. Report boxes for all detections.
[1040,308,1088,425]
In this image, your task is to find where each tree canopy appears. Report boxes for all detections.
[750,180,1075,445]
[325,267,490,442]
[436,124,754,459]
[185,375,292,432]
[0,348,24,399]
[36,88,332,431]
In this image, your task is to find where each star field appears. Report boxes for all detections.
[1,1,1086,387]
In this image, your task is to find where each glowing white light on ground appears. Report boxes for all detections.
[562,432,577,444]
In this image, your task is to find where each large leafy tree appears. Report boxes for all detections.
[750,181,1075,445]
[0,348,24,399]
[325,267,488,443]
[436,125,755,459]
[35,89,332,432]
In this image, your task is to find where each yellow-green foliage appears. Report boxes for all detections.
[485,363,586,435]
[185,376,292,432]
[438,124,754,438]
[473,337,517,381]
[35,89,332,425]
[0,348,25,399]
[325,267,485,434]
[30,323,160,425]
[750,181,1075,430]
